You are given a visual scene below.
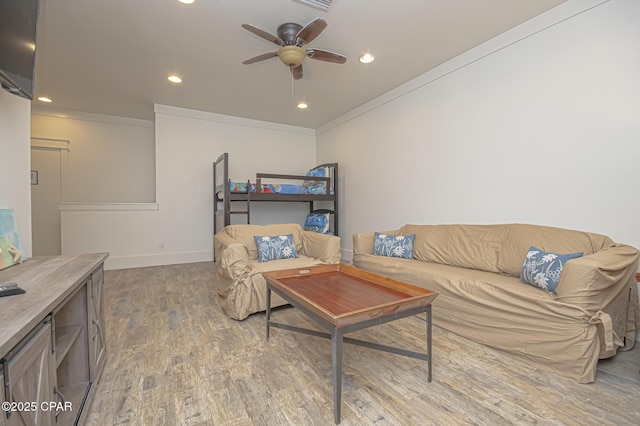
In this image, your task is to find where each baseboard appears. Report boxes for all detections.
[342,248,353,264]
[104,250,212,270]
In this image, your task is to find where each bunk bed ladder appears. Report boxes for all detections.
[214,154,251,234]
[228,179,251,224]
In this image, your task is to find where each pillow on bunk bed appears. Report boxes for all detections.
[303,166,330,195]
[229,182,249,193]
[304,211,331,234]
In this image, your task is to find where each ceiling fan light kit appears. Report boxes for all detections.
[279,45,306,67]
[241,18,346,80]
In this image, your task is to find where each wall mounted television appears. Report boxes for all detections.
[0,0,41,100]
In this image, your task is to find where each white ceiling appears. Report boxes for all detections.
[32,0,566,128]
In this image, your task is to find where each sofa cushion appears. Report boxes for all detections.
[521,246,583,294]
[351,252,600,382]
[399,224,505,273]
[225,223,304,260]
[373,232,415,259]
[251,254,328,273]
[254,234,298,262]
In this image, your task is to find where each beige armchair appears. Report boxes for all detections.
[214,223,341,320]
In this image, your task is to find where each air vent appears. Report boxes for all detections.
[292,0,335,12]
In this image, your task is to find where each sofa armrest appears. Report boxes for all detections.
[301,231,341,264]
[218,243,252,279]
[215,232,252,279]
[214,231,239,262]
[556,244,639,353]
[556,244,640,312]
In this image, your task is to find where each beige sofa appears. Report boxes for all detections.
[215,223,341,320]
[352,223,640,383]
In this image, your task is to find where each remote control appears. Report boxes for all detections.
[0,282,18,291]
[0,282,24,297]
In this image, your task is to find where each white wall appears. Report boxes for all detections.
[0,89,33,258]
[317,0,640,260]
[31,109,156,203]
[154,105,318,230]
[316,0,640,341]
[61,105,316,269]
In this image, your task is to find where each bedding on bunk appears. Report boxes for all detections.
[228,182,334,195]
[226,165,334,195]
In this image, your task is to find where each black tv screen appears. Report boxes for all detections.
[0,0,41,100]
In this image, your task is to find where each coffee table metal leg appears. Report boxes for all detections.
[332,329,344,424]
[266,287,272,341]
[427,305,432,382]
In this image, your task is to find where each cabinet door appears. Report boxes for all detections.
[88,266,106,381]
[5,322,55,426]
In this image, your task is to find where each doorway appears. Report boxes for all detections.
[30,138,69,256]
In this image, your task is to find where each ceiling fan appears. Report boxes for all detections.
[241,18,347,80]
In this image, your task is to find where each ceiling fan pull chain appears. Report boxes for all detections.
[291,68,294,97]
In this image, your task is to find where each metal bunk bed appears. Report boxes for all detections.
[213,152,339,236]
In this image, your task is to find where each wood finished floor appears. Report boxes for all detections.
[85,262,640,425]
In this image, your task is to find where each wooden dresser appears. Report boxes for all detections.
[0,253,108,426]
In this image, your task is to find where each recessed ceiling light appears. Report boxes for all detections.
[297,102,308,109]
[168,75,183,83]
[37,96,52,103]
[177,0,195,4]
[359,53,375,64]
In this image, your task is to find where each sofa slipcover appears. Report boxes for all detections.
[353,223,639,383]
[215,223,341,320]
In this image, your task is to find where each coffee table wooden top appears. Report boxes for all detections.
[263,264,438,328]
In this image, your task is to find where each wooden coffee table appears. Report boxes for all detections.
[263,264,438,424]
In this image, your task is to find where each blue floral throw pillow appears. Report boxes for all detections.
[521,246,583,294]
[373,233,416,259]
[254,234,298,262]
[304,212,330,234]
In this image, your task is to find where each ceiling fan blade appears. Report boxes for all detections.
[241,24,284,46]
[242,52,278,65]
[306,49,347,64]
[291,64,303,80]
[296,18,327,45]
